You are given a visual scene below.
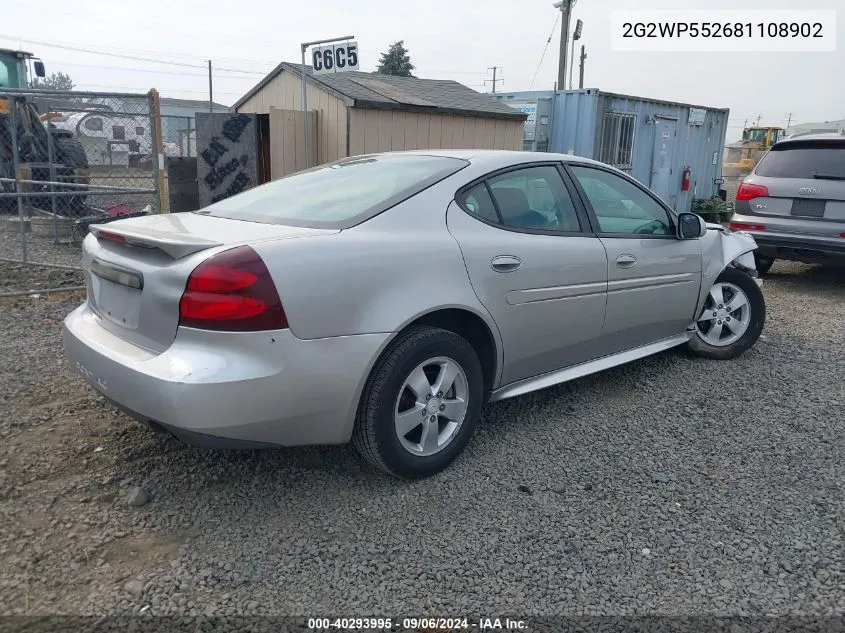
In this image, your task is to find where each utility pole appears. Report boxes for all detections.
[754,114,763,126]
[785,112,794,128]
[554,0,576,92]
[578,45,586,89]
[207,60,213,113]
[485,67,503,93]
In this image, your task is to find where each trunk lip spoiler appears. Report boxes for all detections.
[89,224,223,259]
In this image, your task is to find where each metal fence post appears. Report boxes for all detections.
[45,105,60,244]
[8,97,27,263]
[148,89,168,213]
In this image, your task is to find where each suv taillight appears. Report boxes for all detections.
[179,246,288,332]
[729,222,765,232]
[736,182,769,201]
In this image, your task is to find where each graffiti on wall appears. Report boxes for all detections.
[195,113,259,208]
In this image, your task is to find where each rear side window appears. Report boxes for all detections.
[756,141,845,179]
[459,184,498,223]
[203,154,468,229]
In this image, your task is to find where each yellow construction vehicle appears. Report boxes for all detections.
[723,126,785,176]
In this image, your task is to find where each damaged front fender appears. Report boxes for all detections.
[696,224,760,315]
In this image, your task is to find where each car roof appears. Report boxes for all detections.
[364,149,604,170]
[778,132,845,146]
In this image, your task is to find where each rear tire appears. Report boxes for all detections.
[688,267,765,360]
[352,326,484,479]
[754,253,775,276]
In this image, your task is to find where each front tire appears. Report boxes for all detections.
[352,326,484,479]
[688,267,765,360]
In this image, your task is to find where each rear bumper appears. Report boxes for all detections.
[752,234,845,262]
[62,302,391,447]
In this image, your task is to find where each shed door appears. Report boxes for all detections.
[650,118,676,206]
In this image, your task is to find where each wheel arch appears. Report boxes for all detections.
[697,227,760,318]
[400,306,501,397]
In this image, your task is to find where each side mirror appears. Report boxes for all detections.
[33,61,45,78]
[677,212,706,239]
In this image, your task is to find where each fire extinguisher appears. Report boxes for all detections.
[681,166,691,192]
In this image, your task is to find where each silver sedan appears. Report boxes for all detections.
[63,151,766,478]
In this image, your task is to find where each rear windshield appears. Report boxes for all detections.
[200,154,468,229]
[755,141,845,179]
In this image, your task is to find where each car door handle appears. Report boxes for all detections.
[491,255,522,273]
[616,254,637,269]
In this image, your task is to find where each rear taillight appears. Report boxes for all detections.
[179,245,288,332]
[729,222,766,232]
[735,182,769,201]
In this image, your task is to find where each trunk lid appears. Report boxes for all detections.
[82,213,337,353]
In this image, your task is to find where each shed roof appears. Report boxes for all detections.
[234,62,526,121]
[160,97,229,110]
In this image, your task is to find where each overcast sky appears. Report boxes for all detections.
[1,0,841,141]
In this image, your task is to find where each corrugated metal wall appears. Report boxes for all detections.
[596,93,729,211]
[490,89,730,212]
[549,89,600,158]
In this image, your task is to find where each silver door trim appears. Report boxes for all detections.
[489,333,691,402]
[506,280,607,305]
[607,272,698,294]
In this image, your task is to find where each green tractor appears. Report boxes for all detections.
[0,48,89,214]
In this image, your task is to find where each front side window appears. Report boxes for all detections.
[204,154,468,229]
[570,165,672,235]
[484,165,581,232]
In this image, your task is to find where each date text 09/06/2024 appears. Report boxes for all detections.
[307,617,527,630]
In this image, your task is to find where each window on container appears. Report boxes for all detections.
[598,112,636,170]
[84,117,103,132]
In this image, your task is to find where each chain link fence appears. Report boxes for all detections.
[0,89,165,268]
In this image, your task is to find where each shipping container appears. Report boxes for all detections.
[490,89,730,212]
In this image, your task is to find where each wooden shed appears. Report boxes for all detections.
[234,62,527,178]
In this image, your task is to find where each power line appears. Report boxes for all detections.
[73,83,243,96]
[531,12,561,89]
[0,34,269,74]
[57,61,261,78]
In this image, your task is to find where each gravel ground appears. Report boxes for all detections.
[0,257,843,619]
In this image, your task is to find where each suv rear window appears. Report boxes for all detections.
[202,154,467,229]
[755,140,845,179]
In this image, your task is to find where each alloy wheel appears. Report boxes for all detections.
[695,282,752,347]
[394,356,469,457]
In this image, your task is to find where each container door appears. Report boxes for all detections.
[650,118,676,205]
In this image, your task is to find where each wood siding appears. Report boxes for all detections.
[268,109,317,179]
[348,108,523,156]
[238,70,347,167]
